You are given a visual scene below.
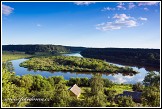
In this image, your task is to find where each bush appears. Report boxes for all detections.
[116,96,136,107]
[132,82,143,92]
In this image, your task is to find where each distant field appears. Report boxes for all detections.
[2,51,32,62]
[107,84,132,94]
[80,84,132,100]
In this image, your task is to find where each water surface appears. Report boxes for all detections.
[11,53,159,84]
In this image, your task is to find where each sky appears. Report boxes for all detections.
[2,1,161,48]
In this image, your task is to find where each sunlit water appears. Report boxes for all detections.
[11,53,159,84]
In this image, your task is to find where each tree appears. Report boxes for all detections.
[69,98,82,107]
[147,53,155,60]
[27,90,54,107]
[83,94,107,107]
[85,74,107,107]
[32,75,52,91]
[141,86,160,107]
[141,71,160,107]
[2,67,27,107]
[90,74,104,95]
[132,82,143,92]
[103,78,113,87]
[67,78,78,86]
[3,62,14,73]
[116,96,136,107]
[25,51,35,55]
[104,89,116,104]
[48,76,64,86]
[53,83,71,107]
[143,71,160,87]
[80,78,90,87]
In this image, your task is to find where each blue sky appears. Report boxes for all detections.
[2,2,160,48]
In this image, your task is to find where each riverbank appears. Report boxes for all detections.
[2,51,32,62]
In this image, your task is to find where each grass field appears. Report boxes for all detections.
[107,84,132,94]
[79,84,132,99]
[81,84,132,94]
[2,51,32,62]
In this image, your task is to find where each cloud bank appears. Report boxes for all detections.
[96,14,138,31]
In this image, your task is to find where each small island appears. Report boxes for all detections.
[20,56,138,74]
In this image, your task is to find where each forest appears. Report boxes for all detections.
[19,56,138,74]
[2,45,86,54]
[64,46,86,52]
[80,48,160,69]
[2,61,160,107]
[2,45,69,54]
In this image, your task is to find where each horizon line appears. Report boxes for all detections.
[2,44,160,49]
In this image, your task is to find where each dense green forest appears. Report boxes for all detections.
[2,62,160,107]
[80,48,160,69]
[19,56,138,74]
[2,45,86,54]
[2,45,69,54]
[64,46,86,52]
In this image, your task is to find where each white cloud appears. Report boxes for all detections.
[74,2,95,6]
[128,2,136,9]
[96,22,121,31]
[117,2,126,10]
[113,14,130,21]
[96,14,137,31]
[138,2,159,6]
[101,7,115,11]
[2,4,14,16]
[139,17,147,21]
[144,7,149,11]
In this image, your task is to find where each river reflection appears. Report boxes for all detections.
[11,53,159,84]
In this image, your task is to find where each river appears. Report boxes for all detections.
[11,52,159,84]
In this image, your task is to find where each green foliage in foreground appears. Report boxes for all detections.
[132,82,144,92]
[141,72,160,107]
[115,96,136,107]
[2,63,134,107]
[20,56,138,74]
[2,59,160,107]
[141,86,160,107]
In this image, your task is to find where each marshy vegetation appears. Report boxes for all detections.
[19,56,138,74]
